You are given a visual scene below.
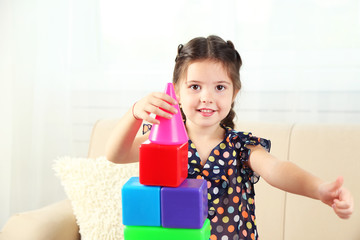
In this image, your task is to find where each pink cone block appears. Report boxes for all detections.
[149,83,188,145]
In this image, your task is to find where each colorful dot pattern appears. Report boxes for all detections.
[142,123,271,240]
[187,125,271,240]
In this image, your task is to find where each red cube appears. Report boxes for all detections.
[139,140,188,187]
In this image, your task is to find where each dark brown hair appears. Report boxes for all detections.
[173,35,242,129]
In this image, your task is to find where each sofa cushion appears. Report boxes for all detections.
[0,200,79,240]
[284,123,360,240]
[54,156,139,240]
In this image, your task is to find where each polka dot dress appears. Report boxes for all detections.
[142,123,271,240]
[187,125,271,240]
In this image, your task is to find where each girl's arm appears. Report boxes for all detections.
[247,145,354,219]
[106,92,178,164]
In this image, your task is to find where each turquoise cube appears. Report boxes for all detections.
[122,177,161,226]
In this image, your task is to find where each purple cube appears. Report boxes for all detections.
[161,178,208,229]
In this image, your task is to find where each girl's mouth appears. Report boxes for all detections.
[198,108,216,117]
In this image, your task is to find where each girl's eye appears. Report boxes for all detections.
[216,85,225,91]
[190,85,200,90]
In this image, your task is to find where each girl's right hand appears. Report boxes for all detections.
[132,92,178,125]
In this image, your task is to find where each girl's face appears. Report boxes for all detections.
[176,60,238,129]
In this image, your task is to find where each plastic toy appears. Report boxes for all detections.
[161,179,208,229]
[148,82,188,145]
[122,177,161,226]
[124,219,211,240]
[139,140,188,187]
[122,82,210,239]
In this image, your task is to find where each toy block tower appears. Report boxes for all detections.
[139,82,188,187]
[122,83,211,240]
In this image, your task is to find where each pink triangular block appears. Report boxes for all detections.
[149,83,188,145]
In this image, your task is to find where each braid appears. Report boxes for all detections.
[227,40,242,70]
[175,44,184,61]
[226,40,235,48]
[220,102,236,129]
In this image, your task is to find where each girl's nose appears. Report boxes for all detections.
[200,91,213,103]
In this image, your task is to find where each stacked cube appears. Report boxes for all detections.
[121,83,210,240]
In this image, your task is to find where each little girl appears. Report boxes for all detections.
[106,35,354,240]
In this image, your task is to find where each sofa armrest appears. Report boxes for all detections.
[0,199,80,240]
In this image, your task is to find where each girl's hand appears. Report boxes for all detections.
[132,92,178,125]
[318,176,354,219]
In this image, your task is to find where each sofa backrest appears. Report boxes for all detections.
[284,123,360,240]
[88,119,120,159]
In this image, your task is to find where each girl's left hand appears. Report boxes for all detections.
[318,176,354,219]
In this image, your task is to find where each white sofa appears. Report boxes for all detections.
[1,120,359,240]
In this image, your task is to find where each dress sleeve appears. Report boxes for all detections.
[234,132,271,184]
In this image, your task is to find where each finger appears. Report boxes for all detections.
[152,98,178,115]
[148,93,177,114]
[333,198,354,219]
[333,207,353,219]
[137,92,177,122]
[338,186,352,201]
[333,199,351,210]
[154,92,178,105]
[141,113,160,125]
[326,176,344,198]
[152,106,174,119]
[138,105,172,123]
[334,191,354,209]
[331,176,344,191]
[134,103,159,124]
[143,103,173,119]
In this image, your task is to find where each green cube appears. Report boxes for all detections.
[124,218,211,240]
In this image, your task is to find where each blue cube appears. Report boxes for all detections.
[122,177,161,226]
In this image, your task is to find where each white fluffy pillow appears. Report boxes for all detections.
[54,156,139,240]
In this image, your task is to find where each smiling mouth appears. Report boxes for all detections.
[198,108,216,113]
